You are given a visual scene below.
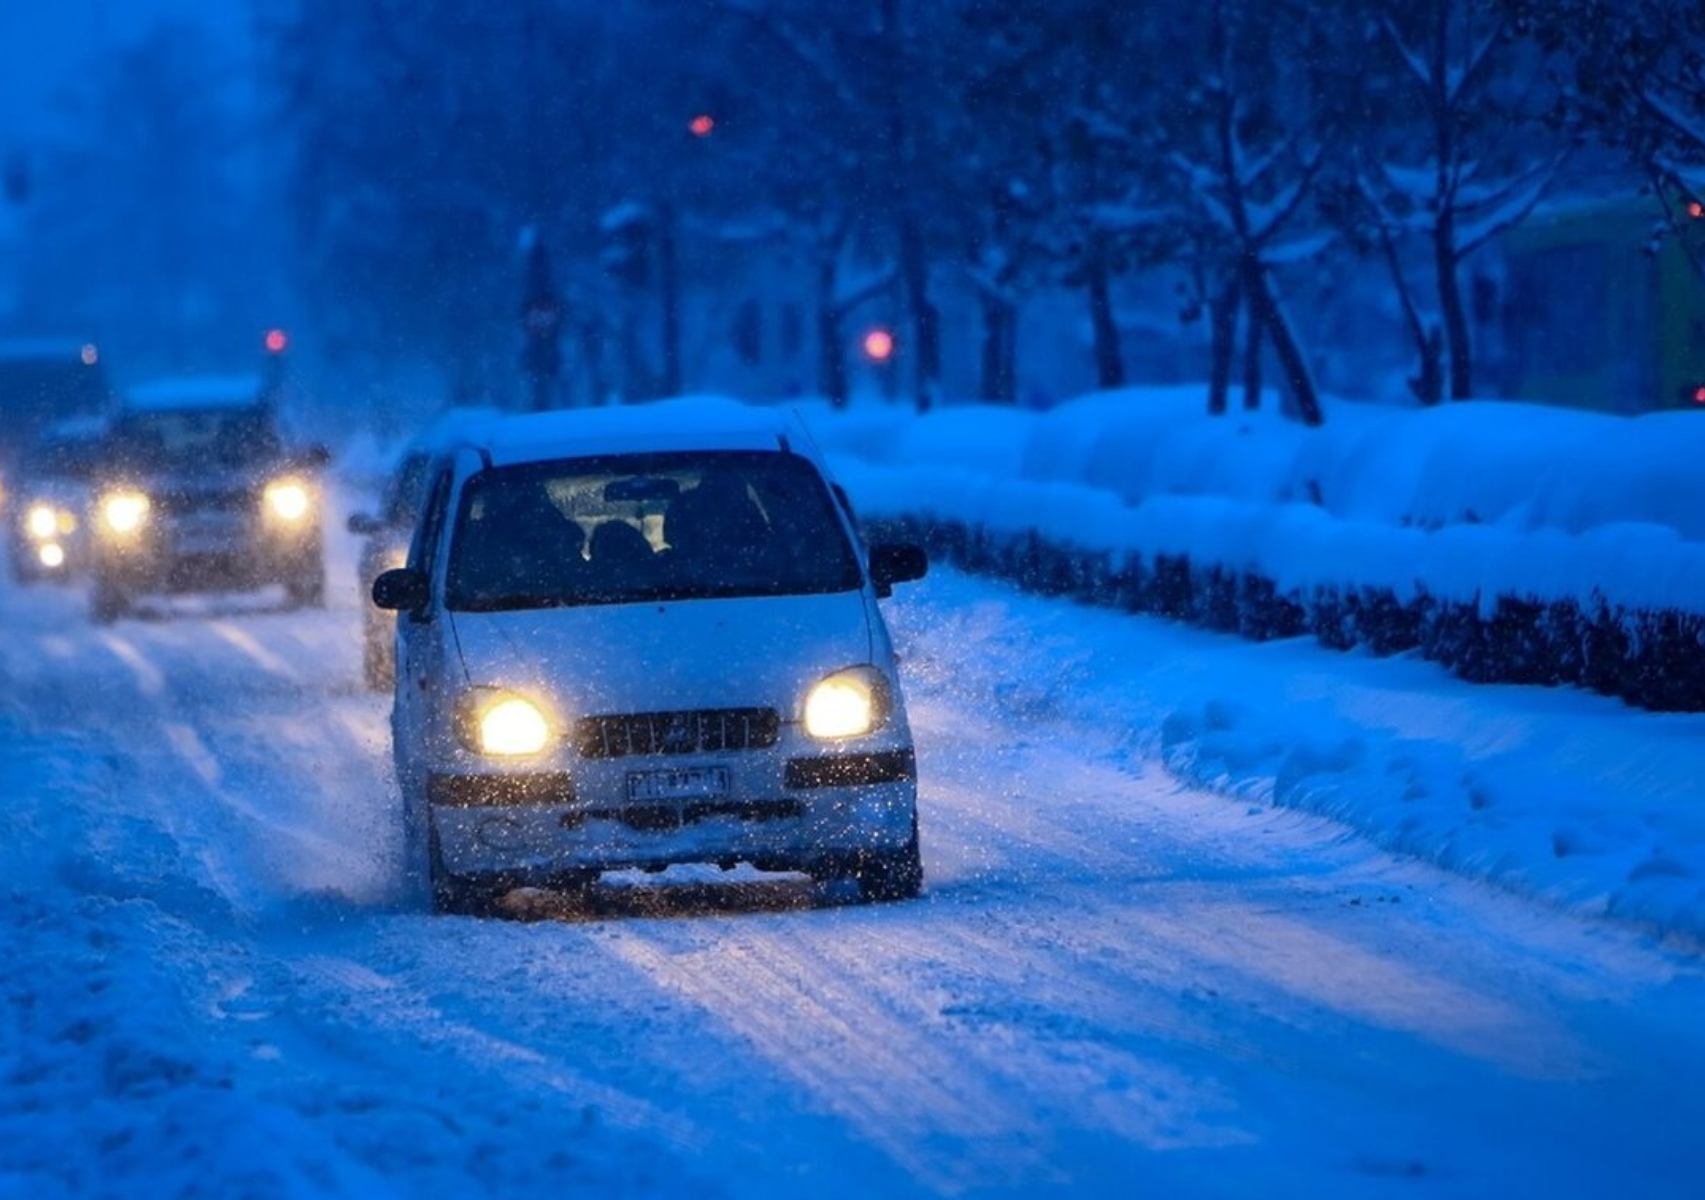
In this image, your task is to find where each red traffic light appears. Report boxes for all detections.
[862,328,895,363]
[1689,201,1704,220]
[689,114,715,138]
[264,328,289,354]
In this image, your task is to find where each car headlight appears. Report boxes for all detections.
[26,504,57,540]
[101,491,150,534]
[264,479,312,522]
[38,543,65,569]
[803,667,890,740]
[460,690,553,757]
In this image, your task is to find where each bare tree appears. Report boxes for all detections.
[1507,0,1705,279]
[1358,0,1566,401]
[1158,0,1342,425]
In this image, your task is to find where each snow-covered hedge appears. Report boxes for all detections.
[799,390,1705,712]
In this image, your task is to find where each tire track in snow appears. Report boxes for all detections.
[211,619,301,682]
[282,952,706,1150]
[605,925,1057,1192]
[162,719,224,788]
[95,630,165,697]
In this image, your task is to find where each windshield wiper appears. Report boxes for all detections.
[453,593,585,613]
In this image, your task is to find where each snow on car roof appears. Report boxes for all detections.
[37,414,110,442]
[124,374,266,412]
[467,396,806,467]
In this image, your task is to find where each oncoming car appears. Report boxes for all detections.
[372,402,928,915]
[88,377,329,622]
[6,416,107,583]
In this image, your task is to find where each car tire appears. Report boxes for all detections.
[849,815,924,903]
[427,821,505,917]
[90,577,128,624]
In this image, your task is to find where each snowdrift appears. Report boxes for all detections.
[799,390,1705,712]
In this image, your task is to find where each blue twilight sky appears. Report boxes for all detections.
[0,0,251,150]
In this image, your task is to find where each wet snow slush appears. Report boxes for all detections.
[2,515,1702,1197]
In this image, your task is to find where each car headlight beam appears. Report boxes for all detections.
[462,691,553,757]
[264,479,312,522]
[101,491,150,534]
[26,504,58,540]
[803,668,888,740]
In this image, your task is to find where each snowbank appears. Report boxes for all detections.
[794,390,1705,710]
[896,570,1705,946]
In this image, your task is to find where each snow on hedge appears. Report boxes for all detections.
[791,390,1705,942]
[801,390,1705,617]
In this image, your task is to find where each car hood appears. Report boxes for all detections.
[449,589,875,717]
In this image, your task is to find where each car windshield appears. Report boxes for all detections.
[25,434,104,482]
[446,450,861,612]
[109,408,282,472]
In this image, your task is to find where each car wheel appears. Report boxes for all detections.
[90,577,128,624]
[849,816,924,903]
[427,821,504,917]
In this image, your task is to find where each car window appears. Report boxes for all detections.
[26,435,104,482]
[408,465,454,581]
[111,408,281,471]
[445,450,861,613]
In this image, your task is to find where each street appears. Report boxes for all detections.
[2,519,1701,1197]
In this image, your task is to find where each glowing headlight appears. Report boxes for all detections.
[803,668,887,740]
[102,491,150,534]
[465,692,553,757]
[264,480,312,522]
[26,504,57,540]
[38,543,65,569]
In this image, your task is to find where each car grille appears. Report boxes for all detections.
[574,708,781,759]
[156,489,253,517]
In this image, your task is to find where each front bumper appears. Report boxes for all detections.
[95,520,319,592]
[427,743,918,879]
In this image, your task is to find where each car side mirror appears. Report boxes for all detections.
[372,567,429,613]
[347,511,384,536]
[869,542,927,597]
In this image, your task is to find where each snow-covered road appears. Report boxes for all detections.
[2,525,1701,1196]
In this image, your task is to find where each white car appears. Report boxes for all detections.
[373,401,928,915]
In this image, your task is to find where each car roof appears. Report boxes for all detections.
[124,374,266,413]
[35,414,109,443]
[460,397,811,468]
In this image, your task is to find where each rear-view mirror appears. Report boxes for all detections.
[347,512,384,536]
[604,476,681,504]
[870,542,927,596]
[372,567,428,613]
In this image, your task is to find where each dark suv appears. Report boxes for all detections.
[88,377,328,622]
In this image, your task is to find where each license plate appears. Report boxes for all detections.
[173,517,241,553]
[625,765,730,804]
